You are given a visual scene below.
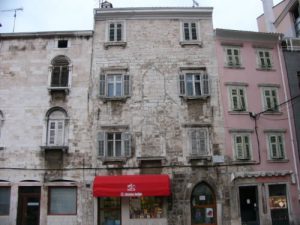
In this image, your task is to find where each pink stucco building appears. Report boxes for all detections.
[215,28,300,225]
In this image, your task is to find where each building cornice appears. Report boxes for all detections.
[0,30,93,39]
[94,7,213,20]
[215,28,282,43]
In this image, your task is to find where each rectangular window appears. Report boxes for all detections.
[51,66,69,87]
[57,40,68,48]
[225,47,241,67]
[109,22,123,42]
[268,133,285,159]
[98,197,121,225]
[233,134,251,160]
[99,74,130,99]
[179,72,210,98]
[188,128,209,156]
[129,197,165,219]
[257,50,272,69]
[229,86,247,111]
[183,22,198,41]
[0,187,10,215]
[98,132,131,158]
[48,187,77,215]
[47,120,65,146]
[262,87,279,112]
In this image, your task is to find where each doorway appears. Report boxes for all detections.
[17,186,41,225]
[239,186,260,225]
[98,197,121,225]
[191,182,217,225]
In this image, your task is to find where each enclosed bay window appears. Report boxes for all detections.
[188,128,209,156]
[48,187,77,215]
[179,71,210,99]
[45,108,68,148]
[257,49,272,69]
[99,72,130,100]
[49,55,71,90]
[98,131,131,158]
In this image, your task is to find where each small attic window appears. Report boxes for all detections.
[57,40,68,48]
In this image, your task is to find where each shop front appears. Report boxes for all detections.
[93,174,171,225]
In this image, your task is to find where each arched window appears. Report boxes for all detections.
[50,55,70,88]
[191,182,217,225]
[46,108,68,146]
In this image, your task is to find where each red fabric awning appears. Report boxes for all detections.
[93,174,171,197]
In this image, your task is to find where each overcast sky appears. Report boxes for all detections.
[0,0,282,33]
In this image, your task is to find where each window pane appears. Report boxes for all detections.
[117,24,122,41]
[99,197,121,225]
[116,83,122,96]
[130,197,165,219]
[195,82,201,96]
[109,24,115,41]
[184,23,190,40]
[107,141,114,157]
[49,187,76,214]
[108,83,114,97]
[191,23,197,40]
[0,187,10,215]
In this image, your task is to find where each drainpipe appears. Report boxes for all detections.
[277,35,300,198]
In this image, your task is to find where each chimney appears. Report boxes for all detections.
[261,0,276,32]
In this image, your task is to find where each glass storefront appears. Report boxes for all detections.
[98,197,121,225]
[269,184,289,225]
[129,197,165,219]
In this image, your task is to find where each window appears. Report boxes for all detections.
[99,73,130,99]
[225,47,241,67]
[268,133,285,160]
[262,87,279,112]
[46,108,68,147]
[233,134,251,160]
[183,22,198,41]
[188,128,209,156]
[57,40,68,48]
[98,197,121,225]
[48,187,77,215]
[108,22,123,42]
[129,197,165,219]
[257,49,272,69]
[229,86,247,111]
[98,132,131,158]
[0,187,10,215]
[179,72,210,98]
[50,55,70,88]
[269,184,290,225]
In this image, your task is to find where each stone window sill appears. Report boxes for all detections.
[181,95,210,101]
[40,145,69,153]
[99,96,130,102]
[99,157,127,164]
[187,155,212,162]
[179,40,202,47]
[232,160,257,165]
[48,87,70,95]
[228,110,249,115]
[262,111,282,115]
[104,41,127,49]
[256,68,275,71]
[267,159,289,163]
[224,66,245,69]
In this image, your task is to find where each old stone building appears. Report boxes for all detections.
[0,31,93,225]
[1,2,300,225]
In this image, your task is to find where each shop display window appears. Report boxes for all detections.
[269,184,290,225]
[129,197,165,219]
[98,197,121,225]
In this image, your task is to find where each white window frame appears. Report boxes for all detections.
[98,131,131,158]
[267,133,285,160]
[233,133,252,160]
[257,49,272,69]
[228,86,247,111]
[179,71,210,99]
[188,128,210,156]
[224,47,241,67]
[46,109,68,147]
[99,70,131,100]
[261,87,279,112]
[106,21,125,42]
